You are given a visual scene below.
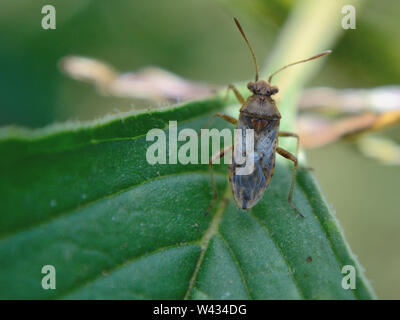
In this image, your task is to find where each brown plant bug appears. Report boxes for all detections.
[207,18,331,217]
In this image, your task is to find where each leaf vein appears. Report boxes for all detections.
[56,241,200,299]
[183,186,232,299]
[247,210,306,299]
[217,231,252,299]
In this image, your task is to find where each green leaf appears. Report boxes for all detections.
[0,0,375,300]
[0,96,373,299]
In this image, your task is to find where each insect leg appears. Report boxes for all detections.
[199,84,241,137]
[206,145,233,216]
[278,131,300,158]
[276,146,304,218]
[279,131,313,171]
[199,113,237,138]
[215,113,238,125]
[225,84,246,105]
[204,84,241,131]
[205,113,237,129]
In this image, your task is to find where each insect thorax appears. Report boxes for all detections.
[240,94,281,119]
[238,112,280,134]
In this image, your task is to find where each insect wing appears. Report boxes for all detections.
[230,116,278,209]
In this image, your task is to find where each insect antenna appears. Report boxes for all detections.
[267,50,331,84]
[233,17,259,82]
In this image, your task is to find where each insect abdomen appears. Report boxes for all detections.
[230,114,279,210]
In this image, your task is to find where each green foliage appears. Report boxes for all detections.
[0,96,374,299]
[0,0,380,300]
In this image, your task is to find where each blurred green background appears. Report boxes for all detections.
[0,0,399,298]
